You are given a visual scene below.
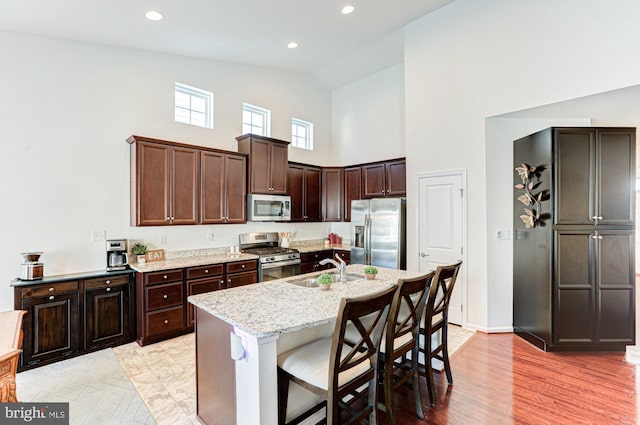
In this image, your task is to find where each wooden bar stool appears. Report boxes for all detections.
[418,261,463,406]
[277,286,396,425]
[378,272,434,425]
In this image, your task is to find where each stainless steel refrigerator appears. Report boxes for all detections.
[350,198,406,269]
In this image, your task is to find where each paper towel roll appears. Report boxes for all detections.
[230,332,246,361]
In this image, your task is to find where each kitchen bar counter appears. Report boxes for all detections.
[292,243,351,253]
[11,268,134,287]
[128,252,258,273]
[189,264,423,425]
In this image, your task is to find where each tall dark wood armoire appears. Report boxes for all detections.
[513,127,636,351]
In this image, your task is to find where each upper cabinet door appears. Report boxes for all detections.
[361,163,386,198]
[200,151,225,224]
[224,154,247,224]
[304,167,322,222]
[248,139,272,194]
[270,142,289,194]
[322,168,344,222]
[385,160,406,197]
[597,129,635,226]
[137,142,171,226]
[554,128,635,227]
[170,147,199,225]
[554,129,596,225]
[343,167,361,222]
[287,164,305,221]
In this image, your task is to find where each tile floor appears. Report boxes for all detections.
[15,325,475,425]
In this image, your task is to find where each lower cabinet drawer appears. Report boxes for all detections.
[146,307,184,336]
[227,271,258,288]
[146,282,184,311]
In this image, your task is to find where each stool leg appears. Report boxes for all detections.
[277,369,289,425]
[411,344,425,419]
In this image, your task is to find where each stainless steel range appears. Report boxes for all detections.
[239,232,301,281]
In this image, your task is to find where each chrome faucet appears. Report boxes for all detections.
[320,253,347,283]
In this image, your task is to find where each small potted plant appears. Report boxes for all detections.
[317,273,334,290]
[363,266,378,280]
[132,242,148,263]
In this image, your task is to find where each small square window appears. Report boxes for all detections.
[242,103,271,136]
[292,118,313,150]
[175,82,213,129]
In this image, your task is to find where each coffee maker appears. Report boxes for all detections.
[106,239,129,271]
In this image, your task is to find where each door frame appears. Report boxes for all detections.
[416,169,468,327]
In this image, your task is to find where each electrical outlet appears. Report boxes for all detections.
[159,234,167,244]
[497,229,510,240]
[206,232,215,243]
[91,230,106,242]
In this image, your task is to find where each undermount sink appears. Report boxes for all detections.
[286,273,365,287]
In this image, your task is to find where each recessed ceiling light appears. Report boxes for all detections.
[342,5,355,15]
[287,42,298,49]
[145,10,164,21]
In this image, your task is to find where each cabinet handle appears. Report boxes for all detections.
[591,235,603,240]
[106,288,111,292]
[49,287,54,292]
[105,280,111,284]
[163,294,168,299]
[164,320,169,324]
[49,295,54,300]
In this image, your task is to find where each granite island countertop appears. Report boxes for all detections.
[129,253,259,273]
[188,264,423,338]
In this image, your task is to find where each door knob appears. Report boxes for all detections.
[420,252,428,257]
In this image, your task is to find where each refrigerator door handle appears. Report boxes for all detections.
[365,214,371,265]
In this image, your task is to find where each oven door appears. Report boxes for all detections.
[261,260,301,282]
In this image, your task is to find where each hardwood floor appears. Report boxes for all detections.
[381,332,637,425]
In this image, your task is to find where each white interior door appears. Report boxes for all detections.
[418,171,465,325]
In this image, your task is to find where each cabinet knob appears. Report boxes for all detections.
[164,320,169,324]
[105,280,111,284]
[49,295,54,300]
[381,190,385,193]
[49,287,54,292]
[220,279,225,284]
[163,275,168,279]
[106,288,111,292]
[163,294,168,299]
[387,189,390,193]
[241,264,245,268]
[205,269,209,274]
[166,217,171,221]
[591,235,603,240]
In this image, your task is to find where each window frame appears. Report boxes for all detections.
[291,117,314,150]
[242,103,271,136]
[174,82,214,129]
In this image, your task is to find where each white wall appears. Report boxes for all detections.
[0,31,333,311]
[404,0,640,331]
[331,64,405,165]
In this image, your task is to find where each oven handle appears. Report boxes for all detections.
[261,259,301,269]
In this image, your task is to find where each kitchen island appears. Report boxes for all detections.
[188,264,423,425]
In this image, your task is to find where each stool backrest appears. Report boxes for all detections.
[329,286,396,395]
[387,272,435,353]
[425,261,462,327]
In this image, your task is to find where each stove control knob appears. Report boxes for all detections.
[269,257,275,261]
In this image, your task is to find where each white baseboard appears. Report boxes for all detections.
[464,323,513,334]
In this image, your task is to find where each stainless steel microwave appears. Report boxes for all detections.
[247,194,291,222]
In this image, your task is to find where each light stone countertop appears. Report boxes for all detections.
[188,264,424,338]
[294,243,351,253]
[129,253,259,273]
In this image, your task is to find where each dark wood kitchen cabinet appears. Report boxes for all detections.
[225,260,258,288]
[201,151,247,224]
[513,127,635,351]
[322,167,343,222]
[288,162,322,222]
[13,270,135,371]
[300,250,333,274]
[237,134,289,194]
[343,166,362,222]
[361,159,406,198]
[128,136,199,226]
[18,281,80,370]
[84,274,133,351]
[186,264,225,327]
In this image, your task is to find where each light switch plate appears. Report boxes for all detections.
[159,234,167,244]
[497,229,510,240]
